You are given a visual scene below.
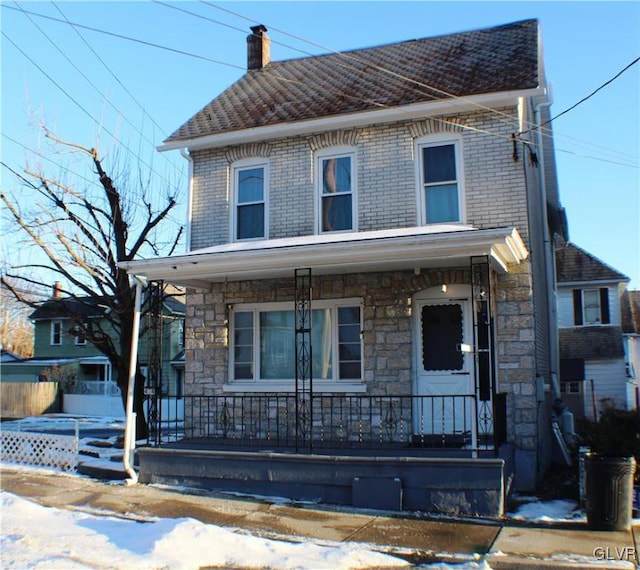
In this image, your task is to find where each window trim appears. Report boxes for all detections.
[315,146,357,234]
[72,324,87,346]
[573,287,610,326]
[227,298,364,392]
[230,157,269,242]
[51,320,62,345]
[414,134,466,226]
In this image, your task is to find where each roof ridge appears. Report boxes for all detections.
[261,18,539,68]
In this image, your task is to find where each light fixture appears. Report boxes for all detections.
[441,284,447,293]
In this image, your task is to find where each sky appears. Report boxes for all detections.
[1,1,639,289]
[0,413,606,570]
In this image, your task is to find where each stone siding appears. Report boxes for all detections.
[184,261,537,450]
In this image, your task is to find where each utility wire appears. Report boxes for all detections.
[522,55,640,135]
[201,1,639,166]
[2,133,101,187]
[2,4,245,70]
[5,3,638,169]
[2,30,177,189]
[1,134,187,227]
[13,1,173,169]
[51,0,190,153]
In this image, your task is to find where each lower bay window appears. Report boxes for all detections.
[230,299,363,390]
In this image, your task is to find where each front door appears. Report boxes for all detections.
[414,290,474,445]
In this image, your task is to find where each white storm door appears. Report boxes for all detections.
[414,299,474,439]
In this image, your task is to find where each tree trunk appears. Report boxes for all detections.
[117,368,149,441]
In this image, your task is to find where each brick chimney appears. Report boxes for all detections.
[52,282,62,298]
[247,25,270,71]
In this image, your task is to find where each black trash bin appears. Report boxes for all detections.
[585,454,636,531]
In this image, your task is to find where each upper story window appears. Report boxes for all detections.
[74,325,87,346]
[51,320,62,345]
[417,136,464,225]
[317,149,356,233]
[232,159,268,241]
[573,288,610,325]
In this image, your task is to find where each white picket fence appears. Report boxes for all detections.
[0,430,78,472]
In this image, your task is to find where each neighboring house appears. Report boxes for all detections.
[556,241,634,419]
[621,289,640,409]
[2,285,185,418]
[1,350,32,382]
[121,20,566,515]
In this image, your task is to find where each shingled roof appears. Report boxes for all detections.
[555,241,628,284]
[621,289,640,334]
[165,19,540,144]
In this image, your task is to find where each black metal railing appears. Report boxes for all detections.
[160,393,500,453]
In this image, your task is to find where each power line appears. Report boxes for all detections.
[0,133,188,225]
[2,30,177,189]
[2,133,102,187]
[555,147,639,169]
[12,1,174,171]
[5,3,638,170]
[51,1,171,140]
[201,1,639,166]
[2,4,246,70]
[523,55,640,134]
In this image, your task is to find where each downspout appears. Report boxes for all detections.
[180,147,194,253]
[533,91,561,401]
[123,277,144,486]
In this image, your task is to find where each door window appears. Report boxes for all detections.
[421,304,463,371]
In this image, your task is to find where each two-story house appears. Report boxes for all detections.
[556,241,634,419]
[121,20,566,515]
[3,284,185,418]
[621,289,640,408]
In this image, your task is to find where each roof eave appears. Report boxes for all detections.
[119,226,529,287]
[158,88,545,153]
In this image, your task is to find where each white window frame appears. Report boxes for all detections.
[230,158,269,242]
[415,134,466,226]
[582,288,602,325]
[51,320,62,345]
[73,324,87,346]
[315,147,357,234]
[226,298,365,393]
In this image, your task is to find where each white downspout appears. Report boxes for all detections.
[534,93,561,401]
[180,147,194,253]
[123,277,144,485]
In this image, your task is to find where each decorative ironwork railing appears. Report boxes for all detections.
[165,393,503,453]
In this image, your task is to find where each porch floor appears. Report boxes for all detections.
[158,437,499,458]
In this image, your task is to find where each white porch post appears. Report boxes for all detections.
[123,277,144,485]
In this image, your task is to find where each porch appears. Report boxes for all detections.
[138,392,513,516]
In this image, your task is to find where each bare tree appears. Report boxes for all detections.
[0,282,36,357]
[1,132,183,438]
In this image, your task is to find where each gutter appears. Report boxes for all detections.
[180,147,194,253]
[158,88,545,153]
[123,277,143,486]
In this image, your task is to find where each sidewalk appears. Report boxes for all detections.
[1,465,638,569]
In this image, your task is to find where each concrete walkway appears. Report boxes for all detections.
[1,466,638,569]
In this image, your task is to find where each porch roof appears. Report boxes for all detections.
[120,225,528,288]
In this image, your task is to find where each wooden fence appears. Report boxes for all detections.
[0,382,61,418]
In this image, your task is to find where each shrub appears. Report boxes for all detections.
[575,407,640,482]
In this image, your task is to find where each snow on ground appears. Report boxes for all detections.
[1,490,412,570]
[2,414,125,432]
[508,496,586,523]
[2,415,637,569]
